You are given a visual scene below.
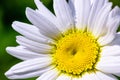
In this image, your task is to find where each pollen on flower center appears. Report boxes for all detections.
[52,30,100,75]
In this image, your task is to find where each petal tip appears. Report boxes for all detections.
[5,70,14,79]
[6,47,12,52]
[25,7,33,16]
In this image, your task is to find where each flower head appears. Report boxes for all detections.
[5,0,120,80]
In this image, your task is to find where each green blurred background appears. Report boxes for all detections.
[0,0,120,80]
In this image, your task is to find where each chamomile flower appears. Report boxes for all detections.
[5,0,120,80]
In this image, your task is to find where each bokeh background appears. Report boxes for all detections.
[0,0,120,80]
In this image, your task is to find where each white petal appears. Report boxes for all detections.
[68,0,75,16]
[5,66,53,79]
[36,68,60,80]
[87,0,108,33]
[81,72,100,80]
[8,57,52,71]
[109,32,120,46]
[6,46,48,60]
[53,0,74,32]
[90,0,94,4]
[96,56,120,73]
[101,45,120,57]
[98,6,120,46]
[34,0,62,31]
[96,71,117,80]
[34,0,56,23]
[26,7,62,40]
[73,72,100,80]
[72,77,81,80]
[56,74,72,80]
[92,2,112,38]
[12,21,51,44]
[75,0,91,31]
[5,57,53,79]
[16,36,51,53]
[80,73,90,80]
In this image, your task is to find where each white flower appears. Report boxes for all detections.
[5,0,120,80]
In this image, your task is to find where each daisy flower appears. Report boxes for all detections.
[5,0,120,80]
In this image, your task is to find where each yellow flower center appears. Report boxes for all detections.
[52,30,100,76]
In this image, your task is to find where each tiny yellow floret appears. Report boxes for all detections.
[52,30,100,75]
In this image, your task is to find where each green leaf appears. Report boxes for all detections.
[109,0,120,7]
